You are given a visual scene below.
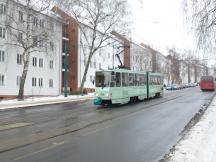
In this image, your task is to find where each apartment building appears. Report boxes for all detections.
[0,0,62,98]
[130,42,152,71]
[52,6,124,93]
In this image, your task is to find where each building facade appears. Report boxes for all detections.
[179,60,188,84]
[0,0,62,98]
[130,42,152,71]
[52,6,124,93]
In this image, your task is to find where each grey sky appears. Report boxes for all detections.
[129,0,197,55]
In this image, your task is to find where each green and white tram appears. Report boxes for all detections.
[94,68,164,105]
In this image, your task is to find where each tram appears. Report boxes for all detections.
[94,68,164,105]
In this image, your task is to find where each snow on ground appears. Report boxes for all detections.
[0,93,95,109]
[167,96,216,162]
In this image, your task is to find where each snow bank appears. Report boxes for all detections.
[0,93,94,108]
[167,97,216,162]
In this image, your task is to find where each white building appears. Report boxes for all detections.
[179,60,188,84]
[130,42,152,72]
[0,0,62,98]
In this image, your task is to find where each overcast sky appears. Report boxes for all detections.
[128,0,198,56]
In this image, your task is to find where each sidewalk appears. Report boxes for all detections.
[0,93,95,110]
[164,95,216,162]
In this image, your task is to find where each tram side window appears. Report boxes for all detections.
[129,73,134,86]
[110,72,115,87]
[139,74,145,86]
[144,75,147,85]
[156,77,160,85]
[122,73,128,87]
[151,76,156,85]
[149,77,153,85]
[116,72,121,87]
[154,77,157,85]
[157,77,161,85]
[134,74,139,86]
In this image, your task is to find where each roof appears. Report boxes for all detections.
[10,0,65,24]
[96,68,163,76]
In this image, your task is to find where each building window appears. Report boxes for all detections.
[50,42,54,51]
[39,58,43,68]
[99,63,101,69]
[50,60,53,69]
[16,75,21,87]
[18,32,23,42]
[18,11,23,23]
[49,79,53,88]
[50,22,54,31]
[39,19,44,28]
[32,57,37,67]
[0,3,6,14]
[0,50,5,62]
[0,27,6,39]
[39,78,43,87]
[38,40,44,48]
[0,74,5,86]
[33,36,38,46]
[33,17,38,26]
[32,77,36,87]
[17,54,22,65]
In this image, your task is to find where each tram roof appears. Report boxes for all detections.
[96,68,163,76]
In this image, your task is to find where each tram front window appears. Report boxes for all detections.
[96,72,111,87]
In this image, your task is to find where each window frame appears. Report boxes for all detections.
[49,79,53,88]
[17,54,22,65]
[38,78,43,87]
[39,58,43,68]
[0,74,5,86]
[0,50,5,62]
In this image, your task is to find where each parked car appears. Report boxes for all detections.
[165,84,172,90]
[165,84,179,90]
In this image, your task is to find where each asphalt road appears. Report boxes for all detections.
[0,87,214,162]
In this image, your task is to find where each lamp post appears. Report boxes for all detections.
[64,41,68,97]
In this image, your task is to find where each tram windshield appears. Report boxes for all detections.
[96,71,111,87]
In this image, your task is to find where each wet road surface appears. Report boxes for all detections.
[0,87,214,162]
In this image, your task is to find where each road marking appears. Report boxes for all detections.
[9,141,66,162]
[0,123,32,131]
[82,125,111,136]
[52,141,65,146]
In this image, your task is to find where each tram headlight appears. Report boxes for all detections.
[105,93,112,97]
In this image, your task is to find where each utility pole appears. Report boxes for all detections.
[64,41,68,97]
[112,44,115,69]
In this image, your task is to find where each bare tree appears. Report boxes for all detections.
[183,0,216,51]
[59,0,130,93]
[3,0,55,100]
[168,48,181,84]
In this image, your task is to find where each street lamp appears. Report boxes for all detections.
[64,41,69,97]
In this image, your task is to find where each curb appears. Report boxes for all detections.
[0,96,94,111]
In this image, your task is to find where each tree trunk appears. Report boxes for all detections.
[17,53,30,100]
[79,53,93,94]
